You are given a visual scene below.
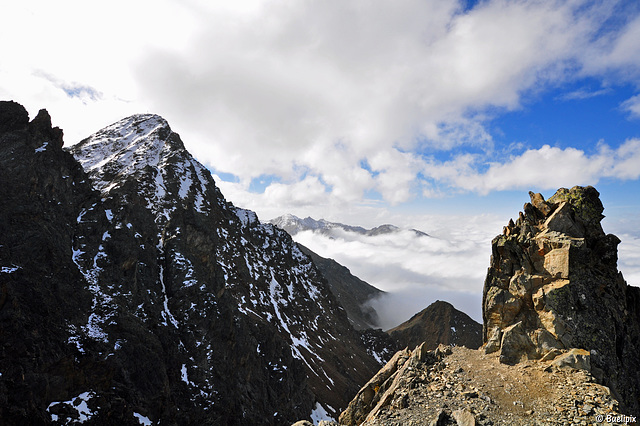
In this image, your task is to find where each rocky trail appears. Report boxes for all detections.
[340,344,633,426]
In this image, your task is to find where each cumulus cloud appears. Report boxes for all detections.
[0,0,201,142]
[3,0,640,205]
[130,0,640,206]
[420,139,640,194]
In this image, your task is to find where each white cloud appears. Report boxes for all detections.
[584,12,640,77]
[603,213,640,289]
[3,0,640,205]
[622,94,640,118]
[421,139,640,194]
[558,87,611,101]
[262,176,330,207]
[618,233,640,289]
[0,0,200,142]
[128,0,640,205]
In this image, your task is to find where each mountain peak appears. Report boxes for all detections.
[386,300,482,350]
[70,113,214,221]
[71,114,180,189]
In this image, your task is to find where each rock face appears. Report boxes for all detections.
[339,342,449,425]
[0,102,383,424]
[387,300,482,351]
[482,186,640,414]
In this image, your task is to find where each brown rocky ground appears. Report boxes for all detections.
[341,345,636,426]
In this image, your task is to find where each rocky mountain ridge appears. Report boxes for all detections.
[339,344,633,425]
[482,186,640,414]
[0,101,386,424]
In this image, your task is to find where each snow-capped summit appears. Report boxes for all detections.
[71,114,174,187]
[71,114,214,221]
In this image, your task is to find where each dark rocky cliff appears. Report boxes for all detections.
[0,102,383,424]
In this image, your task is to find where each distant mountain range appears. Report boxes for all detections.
[269,214,429,239]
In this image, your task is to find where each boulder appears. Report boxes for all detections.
[549,348,591,372]
[499,321,535,365]
[529,191,553,216]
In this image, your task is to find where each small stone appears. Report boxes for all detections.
[581,403,593,415]
[462,390,478,399]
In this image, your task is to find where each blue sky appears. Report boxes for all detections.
[1,0,639,321]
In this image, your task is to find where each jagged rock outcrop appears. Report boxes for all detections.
[339,187,639,425]
[387,300,482,351]
[482,186,640,414]
[339,342,450,425]
[0,102,383,424]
